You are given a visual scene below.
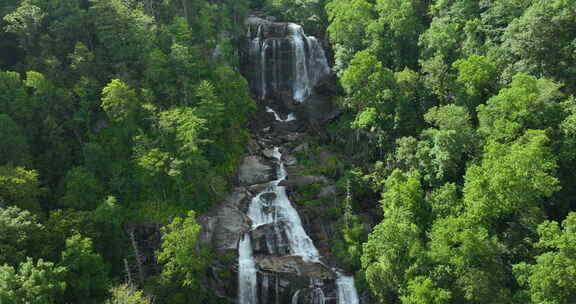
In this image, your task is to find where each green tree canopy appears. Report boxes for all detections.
[0,257,66,304]
[59,233,110,303]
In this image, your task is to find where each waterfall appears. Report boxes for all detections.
[288,24,311,102]
[239,16,359,304]
[266,106,296,122]
[239,235,258,304]
[291,290,302,304]
[244,146,319,261]
[245,17,330,102]
[336,274,359,304]
[238,123,360,303]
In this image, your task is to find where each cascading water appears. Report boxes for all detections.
[238,129,360,303]
[239,15,358,304]
[244,17,330,103]
[245,147,320,261]
[239,235,258,304]
[266,106,296,122]
[336,274,360,304]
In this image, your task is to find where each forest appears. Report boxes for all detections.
[0,0,575,303]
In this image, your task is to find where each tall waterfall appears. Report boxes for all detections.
[238,15,359,304]
[244,17,331,103]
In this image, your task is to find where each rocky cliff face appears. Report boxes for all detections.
[198,125,343,303]
[197,14,370,304]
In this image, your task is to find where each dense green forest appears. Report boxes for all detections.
[1,0,576,303]
[321,0,576,303]
[0,0,256,302]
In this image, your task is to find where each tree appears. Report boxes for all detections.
[157,211,209,290]
[381,170,430,229]
[393,105,476,185]
[500,0,576,90]
[0,257,66,304]
[106,284,153,304]
[368,0,427,70]
[0,206,44,266]
[89,0,154,77]
[361,205,424,302]
[0,71,37,141]
[60,166,105,210]
[514,213,576,304]
[59,233,110,303]
[400,276,452,304]
[101,79,141,127]
[0,114,31,166]
[452,55,498,112]
[477,74,566,143]
[0,165,44,213]
[429,182,463,220]
[3,1,44,51]
[332,213,365,271]
[326,0,374,73]
[427,216,511,303]
[463,130,559,227]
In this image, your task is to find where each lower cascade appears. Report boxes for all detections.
[237,120,359,303]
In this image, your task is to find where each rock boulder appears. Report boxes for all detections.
[238,156,275,186]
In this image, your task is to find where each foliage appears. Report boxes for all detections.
[324,0,576,303]
[513,213,576,304]
[59,234,109,303]
[0,257,66,304]
[332,213,365,271]
[157,211,209,290]
[0,0,253,302]
[0,165,44,214]
[0,206,44,266]
[106,284,153,304]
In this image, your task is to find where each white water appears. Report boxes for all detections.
[240,18,358,304]
[288,24,311,103]
[261,39,269,101]
[246,146,320,261]
[239,235,258,304]
[336,274,359,304]
[266,106,296,122]
[247,18,330,102]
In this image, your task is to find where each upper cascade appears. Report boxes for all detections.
[243,16,331,103]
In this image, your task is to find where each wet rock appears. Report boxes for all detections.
[204,188,253,253]
[262,148,276,159]
[248,183,270,194]
[251,223,290,256]
[256,255,335,280]
[274,120,306,134]
[213,205,251,253]
[280,133,305,142]
[359,212,375,234]
[261,192,277,202]
[238,156,274,186]
[247,137,261,155]
[283,153,297,166]
[242,17,330,104]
